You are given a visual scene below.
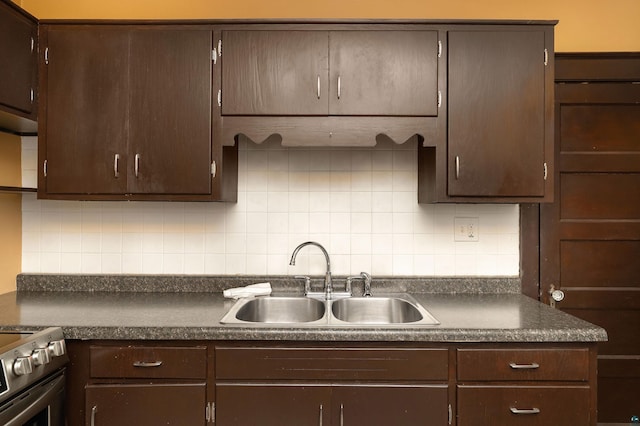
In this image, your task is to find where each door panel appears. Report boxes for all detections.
[216,384,330,426]
[0,2,36,115]
[85,382,206,425]
[448,30,546,197]
[221,30,329,115]
[333,384,448,426]
[128,29,212,194]
[541,55,640,423]
[329,30,438,116]
[44,27,129,194]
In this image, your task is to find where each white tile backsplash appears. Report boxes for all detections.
[21,137,520,276]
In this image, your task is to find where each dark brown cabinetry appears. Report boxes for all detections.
[456,347,595,425]
[215,345,449,426]
[419,24,555,203]
[221,29,438,117]
[80,344,209,426]
[0,0,38,134]
[66,340,597,425]
[38,25,235,201]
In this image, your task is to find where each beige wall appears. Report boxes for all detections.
[0,133,22,294]
[19,0,640,52]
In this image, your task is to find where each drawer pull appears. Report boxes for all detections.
[510,407,541,415]
[132,361,163,368]
[509,362,540,370]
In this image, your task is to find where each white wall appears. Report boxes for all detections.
[21,136,519,276]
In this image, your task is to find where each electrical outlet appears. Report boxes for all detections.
[454,217,479,242]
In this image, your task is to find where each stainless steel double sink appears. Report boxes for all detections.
[220,294,440,327]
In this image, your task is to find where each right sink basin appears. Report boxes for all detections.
[331,295,440,326]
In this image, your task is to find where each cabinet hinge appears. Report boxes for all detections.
[438,40,442,58]
[43,160,48,177]
[448,403,452,425]
[205,401,215,423]
[543,162,548,180]
[211,161,217,178]
[212,48,217,64]
[44,47,49,65]
[544,48,549,66]
[217,89,221,107]
[218,39,222,56]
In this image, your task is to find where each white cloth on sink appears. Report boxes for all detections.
[223,282,272,299]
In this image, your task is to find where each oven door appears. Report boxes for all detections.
[0,369,65,426]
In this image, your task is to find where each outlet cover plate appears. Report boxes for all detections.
[454,217,479,242]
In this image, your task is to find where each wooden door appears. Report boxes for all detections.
[328,30,438,116]
[0,1,37,116]
[221,30,329,115]
[333,384,449,426]
[42,26,129,195]
[85,382,207,425]
[447,30,547,197]
[540,53,640,423]
[127,29,212,194]
[216,384,331,425]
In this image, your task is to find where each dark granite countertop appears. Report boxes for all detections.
[0,274,607,343]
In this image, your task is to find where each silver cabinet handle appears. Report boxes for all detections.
[510,407,541,415]
[340,404,344,426]
[132,361,163,368]
[90,405,98,426]
[317,75,321,99]
[509,362,540,370]
[337,76,341,99]
[134,154,140,178]
[455,156,460,179]
[318,404,323,426]
[114,154,119,178]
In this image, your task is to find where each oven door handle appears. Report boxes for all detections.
[1,370,65,426]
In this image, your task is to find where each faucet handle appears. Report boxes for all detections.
[294,275,312,295]
[360,272,373,297]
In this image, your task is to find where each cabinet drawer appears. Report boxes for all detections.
[457,348,590,381]
[457,385,591,425]
[216,347,448,381]
[90,345,207,379]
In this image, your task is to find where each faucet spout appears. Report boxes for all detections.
[290,241,332,299]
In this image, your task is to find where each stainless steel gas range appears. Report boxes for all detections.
[0,327,68,425]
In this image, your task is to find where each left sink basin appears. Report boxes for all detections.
[222,297,326,324]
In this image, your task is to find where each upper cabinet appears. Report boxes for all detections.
[0,0,38,133]
[25,20,553,203]
[221,29,438,117]
[38,25,237,201]
[419,25,555,203]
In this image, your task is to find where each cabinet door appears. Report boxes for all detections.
[43,27,129,195]
[216,384,331,425]
[85,382,207,425]
[0,1,36,116]
[128,29,212,194]
[329,31,438,116]
[447,30,546,197]
[333,384,449,426]
[221,30,329,115]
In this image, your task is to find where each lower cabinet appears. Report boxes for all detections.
[66,341,597,426]
[216,384,448,426]
[215,345,450,426]
[81,343,210,426]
